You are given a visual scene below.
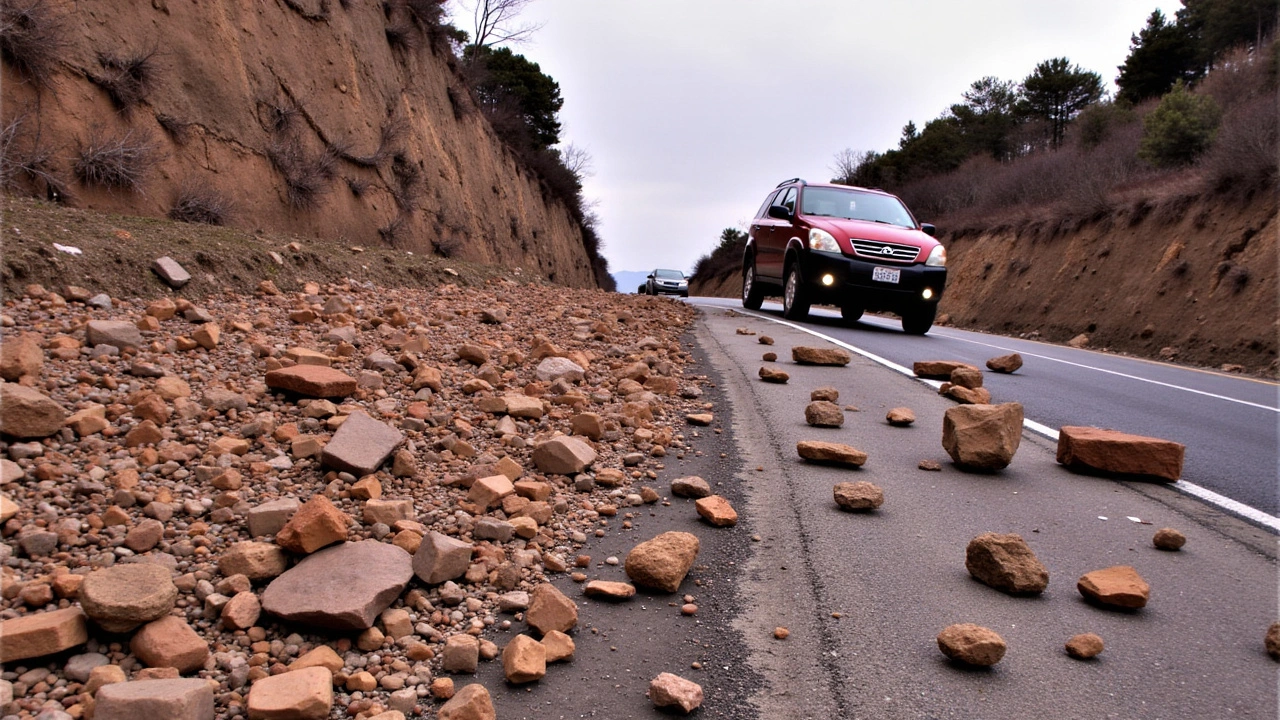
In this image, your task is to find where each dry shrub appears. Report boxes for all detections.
[378,214,407,246]
[339,110,407,167]
[0,0,65,87]
[90,49,160,115]
[346,176,368,197]
[268,138,336,209]
[73,127,156,191]
[384,22,417,52]
[168,183,231,225]
[0,111,69,200]
[259,95,301,136]
[1199,91,1278,192]
[1199,44,1273,108]
[389,152,422,210]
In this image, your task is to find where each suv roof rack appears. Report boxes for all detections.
[775,178,806,188]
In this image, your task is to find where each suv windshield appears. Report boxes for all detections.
[800,187,916,229]
[654,269,684,279]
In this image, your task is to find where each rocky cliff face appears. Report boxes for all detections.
[2,0,597,287]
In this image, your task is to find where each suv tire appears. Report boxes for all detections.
[782,263,810,320]
[841,303,864,324]
[742,262,764,310]
[901,304,936,335]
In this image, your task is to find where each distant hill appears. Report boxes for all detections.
[612,270,650,293]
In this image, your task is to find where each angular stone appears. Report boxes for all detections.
[914,360,980,379]
[468,475,515,509]
[804,400,844,427]
[502,634,546,684]
[649,672,703,713]
[265,366,358,398]
[290,646,344,673]
[0,607,88,663]
[625,531,699,593]
[986,353,1023,373]
[86,320,144,350]
[791,346,851,366]
[0,332,43,380]
[1,459,23,483]
[456,344,489,365]
[535,357,584,383]
[570,412,604,439]
[275,495,350,554]
[937,623,1006,666]
[942,403,1024,470]
[797,440,867,467]
[541,629,575,662]
[583,580,637,600]
[247,498,299,538]
[220,542,288,581]
[437,683,494,720]
[0,382,67,438]
[531,436,597,475]
[503,395,544,419]
[526,583,578,635]
[811,386,839,402]
[364,498,414,526]
[192,323,220,349]
[950,366,984,388]
[943,384,992,404]
[670,476,711,499]
[1056,426,1185,482]
[965,532,1048,595]
[441,634,479,673]
[685,412,713,426]
[1153,527,1186,551]
[246,666,332,720]
[321,411,403,476]
[695,495,738,527]
[130,616,209,673]
[474,517,515,542]
[94,679,215,720]
[79,564,177,633]
[1077,566,1150,609]
[262,541,412,630]
[758,366,789,383]
[1065,633,1104,660]
[151,257,191,288]
[221,591,261,631]
[886,407,916,426]
[413,531,473,585]
[1267,622,1280,661]
[833,481,884,511]
[285,348,332,367]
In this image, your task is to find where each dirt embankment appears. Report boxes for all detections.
[2,0,597,287]
[690,192,1277,374]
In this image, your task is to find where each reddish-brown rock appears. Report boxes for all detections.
[1056,426,1185,482]
[274,495,350,554]
[0,382,68,438]
[797,440,867,467]
[0,333,43,380]
[437,683,495,720]
[758,366,789,383]
[1065,633,1104,659]
[1077,565,1150,609]
[942,403,1023,470]
[94,679,215,720]
[0,607,88,662]
[502,634,547,684]
[130,616,210,674]
[695,495,739,527]
[246,665,332,720]
[986,353,1024,373]
[937,623,1006,666]
[320,411,403,476]
[265,366,358,398]
[670,476,712,499]
[526,583,578,635]
[79,563,178,633]
[261,540,413,630]
[792,346,851,366]
[219,542,289,581]
[1266,622,1280,661]
[625,531,700,593]
[1153,527,1186,551]
[542,629,575,662]
[413,531,472,585]
[913,360,980,379]
[531,436,598,475]
[649,672,704,714]
[804,400,844,427]
[833,481,884,511]
[965,532,1049,595]
[886,407,916,426]
[583,580,637,600]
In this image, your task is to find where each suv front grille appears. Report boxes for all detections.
[849,239,921,263]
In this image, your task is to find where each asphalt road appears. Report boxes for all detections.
[688,301,1278,719]
[694,298,1280,520]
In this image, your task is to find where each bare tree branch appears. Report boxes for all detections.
[560,143,593,181]
[460,0,543,50]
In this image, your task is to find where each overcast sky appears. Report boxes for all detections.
[467,1,1181,276]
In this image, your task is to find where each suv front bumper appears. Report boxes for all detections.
[799,252,946,311]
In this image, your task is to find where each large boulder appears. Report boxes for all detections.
[986,353,1023,373]
[0,332,43,380]
[965,532,1049,595]
[262,541,412,630]
[791,346,851,366]
[1056,426,1185,482]
[321,411,403,476]
[625,531,699,593]
[79,564,177,633]
[937,623,1006,666]
[942,402,1023,470]
[1077,565,1150,609]
[531,436,597,475]
[85,320,144,350]
[0,383,67,439]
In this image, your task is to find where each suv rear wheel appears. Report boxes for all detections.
[901,304,936,335]
[782,264,810,320]
[841,303,864,323]
[742,262,764,310]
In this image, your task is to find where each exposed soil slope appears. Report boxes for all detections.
[2,0,597,287]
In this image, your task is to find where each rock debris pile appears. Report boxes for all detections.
[0,278,714,719]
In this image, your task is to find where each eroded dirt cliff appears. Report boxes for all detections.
[2,0,598,287]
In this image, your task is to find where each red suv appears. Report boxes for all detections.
[741,179,947,334]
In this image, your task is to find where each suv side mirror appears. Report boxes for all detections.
[920,223,936,237]
[647,273,655,279]
[767,205,792,220]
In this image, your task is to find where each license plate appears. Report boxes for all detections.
[872,266,901,284]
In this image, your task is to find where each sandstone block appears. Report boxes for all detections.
[526,583,578,635]
[437,683,494,720]
[0,382,68,438]
[468,475,515,509]
[535,356,584,383]
[913,360,979,379]
[504,395,545,419]
[265,366,357,398]
[247,498,299,538]
[758,366,789,383]
[130,616,209,674]
[246,666,332,720]
[625,531,699,593]
[219,542,289,581]
[937,623,1006,666]
[670,476,711,498]
[833,481,884,511]
[79,564,177,633]
[570,412,604,439]
[886,407,916,426]
[942,402,1023,470]
[811,386,839,401]
[275,495,350,554]
[792,346,851,366]
[696,495,738,527]
[413,531,473,585]
[1065,633,1104,660]
[363,498,414,526]
[0,607,88,663]
[986,353,1023,373]
[441,634,479,674]
[94,679,215,720]
[804,400,844,427]
[950,366,984,388]
[151,257,191,288]
[1077,566,1150,609]
[797,440,867,468]
[542,629,575,662]
[532,436,597,475]
[321,411,403,476]
[1056,426,1185,482]
[1153,527,1186,551]
[86,320,144,350]
[262,541,412,630]
[0,332,43,380]
[502,634,546,684]
[942,384,992,404]
[583,580,637,600]
[289,646,344,673]
[649,672,703,714]
[965,532,1048,595]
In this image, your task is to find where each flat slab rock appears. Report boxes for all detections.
[0,607,88,663]
[262,540,413,630]
[797,440,867,467]
[1056,426,1185,482]
[791,346,851,366]
[94,679,215,720]
[321,411,404,476]
[265,365,358,398]
[1077,565,1150,609]
[913,360,980,379]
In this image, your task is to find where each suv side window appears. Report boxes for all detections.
[778,187,797,215]
[755,190,781,219]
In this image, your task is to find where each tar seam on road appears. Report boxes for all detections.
[722,305,1280,535]
[696,314,854,720]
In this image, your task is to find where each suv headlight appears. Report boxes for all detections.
[809,229,840,253]
[925,244,947,267]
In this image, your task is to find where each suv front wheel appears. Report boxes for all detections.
[901,304,936,335]
[742,262,764,310]
[782,264,810,320]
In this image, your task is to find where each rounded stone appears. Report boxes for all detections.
[79,564,178,633]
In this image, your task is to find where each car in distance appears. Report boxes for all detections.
[644,269,689,297]
[741,178,946,334]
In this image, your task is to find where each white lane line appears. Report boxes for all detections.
[853,314,1279,413]
[726,306,1280,533]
